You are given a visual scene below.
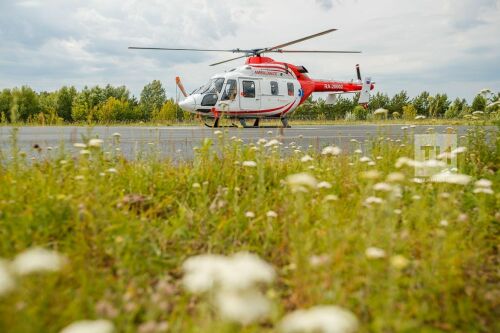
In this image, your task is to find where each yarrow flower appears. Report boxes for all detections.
[182,252,275,325]
[430,172,471,185]
[301,155,314,163]
[88,139,104,148]
[373,108,388,115]
[59,319,115,333]
[245,211,256,218]
[365,247,386,259]
[12,247,67,276]
[364,196,384,205]
[265,139,280,147]
[279,305,358,333]
[359,156,371,163]
[321,146,342,156]
[266,210,278,218]
[390,255,409,270]
[373,182,393,192]
[317,181,332,189]
[286,173,318,192]
[242,161,257,167]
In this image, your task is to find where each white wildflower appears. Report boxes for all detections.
[245,211,256,218]
[321,146,342,156]
[323,194,339,202]
[279,305,358,333]
[257,138,267,145]
[242,161,257,167]
[317,181,332,189]
[192,183,201,189]
[59,319,115,333]
[430,173,471,185]
[354,149,362,154]
[474,179,492,188]
[182,252,275,294]
[472,111,484,116]
[365,247,386,259]
[364,196,384,205]
[12,247,67,276]
[0,260,16,296]
[309,254,331,267]
[286,173,318,192]
[264,139,280,147]
[266,211,278,218]
[390,255,409,269]
[301,155,314,163]
[215,289,271,325]
[106,168,117,174]
[439,220,449,227]
[361,170,381,180]
[75,175,85,181]
[386,172,405,182]
[88,139,104,148]
[367,161,376,166]
[473,187,494,195]
[182,254,228,293]
[214,130,223,136]
[373,182,393,192]
[415,115,426,120]
[79,149,91,156]
[359,156,371,163]
[73,143,86,148]
[112,132,121,138]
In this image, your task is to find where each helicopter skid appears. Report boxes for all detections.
[204,117,291,128]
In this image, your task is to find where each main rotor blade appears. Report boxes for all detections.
[265,50,361,54]
[209,55,249,67]
[261,28,337,54]
[128,47,237,52]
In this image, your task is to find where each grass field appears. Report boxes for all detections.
[0,126,498,332]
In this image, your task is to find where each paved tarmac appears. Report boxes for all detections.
[0,124,495,160]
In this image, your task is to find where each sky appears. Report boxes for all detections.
[0,0,499,101]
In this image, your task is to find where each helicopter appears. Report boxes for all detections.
[129,28,374,128]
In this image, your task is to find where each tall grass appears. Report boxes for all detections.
[0,127,498,332]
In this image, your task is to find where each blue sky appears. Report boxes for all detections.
[0,0,499,101]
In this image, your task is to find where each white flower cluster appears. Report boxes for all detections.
[0,247,68,297]
[279,305,358,333]
[182,252,275,325]
[473,178,494,194]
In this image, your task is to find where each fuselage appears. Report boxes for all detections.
[179,56,374,119]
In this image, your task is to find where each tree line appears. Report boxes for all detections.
[0,81,498,124]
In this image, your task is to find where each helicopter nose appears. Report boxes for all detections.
[179,96,196,112]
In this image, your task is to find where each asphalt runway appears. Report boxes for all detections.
[0,124,495,160]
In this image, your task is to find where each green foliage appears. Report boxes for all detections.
[428,93,450,118]
[10,86,40,121]
[445,98,468,119]
[57,86,77,121]
[368,92,390,111]
[353,105,369,120]
[0,89,13,121]
[411,91,430,115]
[471,94,487,112]
[140,80,166,118]
[402,104,417,120]
[387,90,409,114]
[96,97,133,122]
[152,99,182,122]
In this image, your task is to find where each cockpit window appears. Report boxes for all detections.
[191,78,225,95]
[221,79,237,101]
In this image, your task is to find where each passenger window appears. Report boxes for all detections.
[201,93,218,106]
[221,79,237,101]
[287,82,294,96]
[270,81,279,95]
[242,81,255,98]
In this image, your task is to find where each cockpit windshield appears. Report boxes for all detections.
[191,78,225,95]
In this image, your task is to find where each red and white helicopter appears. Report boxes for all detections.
[129,28,374,128]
